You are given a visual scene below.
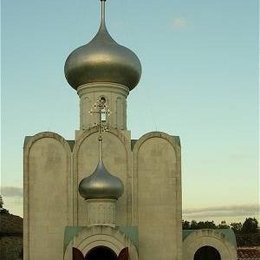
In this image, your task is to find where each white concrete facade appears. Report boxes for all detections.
[24,127,182,260]
[23,86,237,259]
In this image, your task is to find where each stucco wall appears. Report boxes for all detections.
[133,132,182,260]
[24,132,72,260]
[74,128,132,227]
[24,130,183,260]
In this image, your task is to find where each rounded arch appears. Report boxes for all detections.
[132,131,180,156]
[24,131,73,260]
[194,246,221,260]
[132,131,182,258]
[24,131,73,155]
[131,131,181,226]
[72,127,131,172]
[72,127,132,226]
[64,226,138,260]
[183,230,237,260]
[24,133,72,215]
[85,246,117,260]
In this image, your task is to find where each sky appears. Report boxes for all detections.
[1,0,259,224]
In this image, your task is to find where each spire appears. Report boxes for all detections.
[100,0,106,28]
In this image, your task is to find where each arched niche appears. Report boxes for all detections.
[132,131,182,259]
[183,229,237,260]
[24,131,72,260]
[194,246,221,260]
[72,127,132,226]
[64,226,138,260]
[85,246,117,260]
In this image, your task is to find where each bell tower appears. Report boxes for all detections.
[64,0,141,131]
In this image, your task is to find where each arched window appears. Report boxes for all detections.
[194,246,221,260]
[85,246,117,260]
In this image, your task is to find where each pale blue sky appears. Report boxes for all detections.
[1,0,259,223]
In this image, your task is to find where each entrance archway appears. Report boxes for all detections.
[85,246,117,260]
[194,246,221,260]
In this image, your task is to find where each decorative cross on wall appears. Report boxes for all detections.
[89,97,111,133]
[89,97,111,160]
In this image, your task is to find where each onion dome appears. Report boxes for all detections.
[64,0,141,91]
[79,160,124,200]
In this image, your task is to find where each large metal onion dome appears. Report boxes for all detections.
[78,160,124,200]
[64,0,141,91]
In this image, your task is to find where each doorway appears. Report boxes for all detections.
[194,246,221,260]
[85,246,117,260]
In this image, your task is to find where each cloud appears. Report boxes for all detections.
[172,17,188,30]
[183,204,259,218]
[1,186,23,198]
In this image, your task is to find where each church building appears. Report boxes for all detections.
[23,1,237,259]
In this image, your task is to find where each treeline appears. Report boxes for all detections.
[182,217,258,233]
[0,209,23,260]
[182,217,259,247]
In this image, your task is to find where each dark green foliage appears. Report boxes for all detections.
[182,218,260,247]
[230,222,242,234]
[217,221,230,229]
[236,233,260,247]
[183,220,217,230]
[0,211,23,260]
[0,195,3,208]
[182,220,190,229]
[0,211,23,235]
[241,218,258,234]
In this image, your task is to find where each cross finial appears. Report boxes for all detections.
[89,97,111,160]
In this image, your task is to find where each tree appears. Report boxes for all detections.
[0,195,9,214]
[184,220,217,229]
[230,222,242,234]
[0,195,3,208]
[197,221,217,229]
[218,220,230,229]
[190,220,198,229]
[204,221,217,229]
[182,220,190,229]
[241,218,258,234]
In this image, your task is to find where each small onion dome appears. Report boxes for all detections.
[64,22,142,91]
[79,160,124,200]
